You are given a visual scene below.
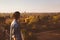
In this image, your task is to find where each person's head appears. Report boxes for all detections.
[13,11,20,20]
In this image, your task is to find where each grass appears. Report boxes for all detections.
[0,13,60,40]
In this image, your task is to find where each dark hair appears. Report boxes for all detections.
[13,11,20,19]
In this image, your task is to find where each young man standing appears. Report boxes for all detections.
[10,11,22,40]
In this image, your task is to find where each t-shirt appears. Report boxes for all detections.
[10,19,20,39]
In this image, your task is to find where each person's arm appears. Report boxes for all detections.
[10,23,14,40]
[10,25,12,40]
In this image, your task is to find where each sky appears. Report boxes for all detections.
[0,0,60,13]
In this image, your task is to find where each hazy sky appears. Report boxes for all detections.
[0,0,60,12]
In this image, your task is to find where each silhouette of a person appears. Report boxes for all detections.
[10,11,22,40]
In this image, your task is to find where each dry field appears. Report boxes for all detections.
[0,13,60,40]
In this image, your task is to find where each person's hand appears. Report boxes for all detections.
[12,35,15,38]
[12,35,15,40]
